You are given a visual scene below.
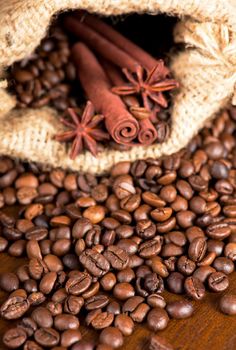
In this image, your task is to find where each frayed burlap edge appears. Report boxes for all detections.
[1,1,236,174]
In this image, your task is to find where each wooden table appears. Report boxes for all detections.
[1,251,236,350]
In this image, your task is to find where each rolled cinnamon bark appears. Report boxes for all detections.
[72,43,139,144]
[75,12,169,74]
[103,60,158,145]
[64,16,139,73]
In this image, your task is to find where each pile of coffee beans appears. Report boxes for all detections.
[1,108,236,349]
[8,26,79,112]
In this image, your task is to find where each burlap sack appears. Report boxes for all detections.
[1,0,236,174]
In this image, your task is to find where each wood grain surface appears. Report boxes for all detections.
[0,251,236,350]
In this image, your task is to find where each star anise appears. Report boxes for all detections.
[112,61,179,110]
[55,101,109,159]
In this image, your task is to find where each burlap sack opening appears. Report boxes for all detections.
[1,0,236,174]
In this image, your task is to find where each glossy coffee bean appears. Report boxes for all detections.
[166,300,194,319]
[147,307,169,331]
[208,272,229,292]
[219,294,236,315]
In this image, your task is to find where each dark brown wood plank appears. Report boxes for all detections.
[0,253,236,349]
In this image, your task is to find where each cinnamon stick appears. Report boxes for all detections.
[71,42,139,144]
[103,60,158,145]
[64,16,139,73]
[75,12,169,74]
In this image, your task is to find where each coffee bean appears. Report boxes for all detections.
[177,256,196,275]
[71,340,95,350]
[99,327,124,349]
[138,236,163,258]
[31,307,53,328]
[65,272,92,295]
[166,272,184,294]
[100,272,117,291]
[188,237,207,262]
[85,295,109,310]
[103,245,129,270]
[206,222,231,240]
[3,327,27,349]
[17,317,37,337]
[0,272,19,292]
[108,317,131,338]
[224,242,236,260]
[147,294,166,308]
[23,340,43,350]
[208,272,229,292]
[147,307,169,331]
[184,276,205,300]
[149,334,174,350]
[54,314,80,331]
[91,311,114,329]
[34,327,60,347]
[113,282,135,300]
[166,300,194,319]
[61,329,82,348]
[39,271,57,294]
[79,249,110,277]
[106,301,121,315]
[1,295,30,319]
[219,294,236,315]
[213,257,234,274]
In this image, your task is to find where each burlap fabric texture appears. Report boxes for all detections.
[1,0,236,174]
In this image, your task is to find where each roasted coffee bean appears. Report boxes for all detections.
[147,294,166,308]
[39,271,57,294]
[184,276,205,300]
[149,334,174,350]
[166,272,184,294]
[224,242,236,260]
[3,327,27,349]
[147,307,169,331]
[0,272,19,292]
[206,222,231,240]
[79,249,110,277]
[138,236,163,258]
[31,307,53,328]
[34,327,60,347]
[114,314,134,336]
[28,292,46,306]
[177,256,196,275]
[54,314,80,331]
[99,327,124,349]
[17,317,37,337]
[122,296,144,314]
[60,329,82,348]
[71,340,95,350]
[1,295,30,319]
[166,300,194,319]
[113,282,135,300]
[66,272,92,295]
[219,294,236,315]
[136,219,156,238]
[103,245,129,270]
[130,302,150,322]
[91,311,114,329]
[100,272,117,291]
[188,237,207,262]
[106,301,121,315]
[64,295,84,315]
[207,239,224,256]
[208,272,229,292]
[23,340,43,350]
[47,301,63,316]
[85,295,109,310]
[213,257,234,274]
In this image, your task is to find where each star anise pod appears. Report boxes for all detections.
[112,61,179,110]
[55,101,109,159]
